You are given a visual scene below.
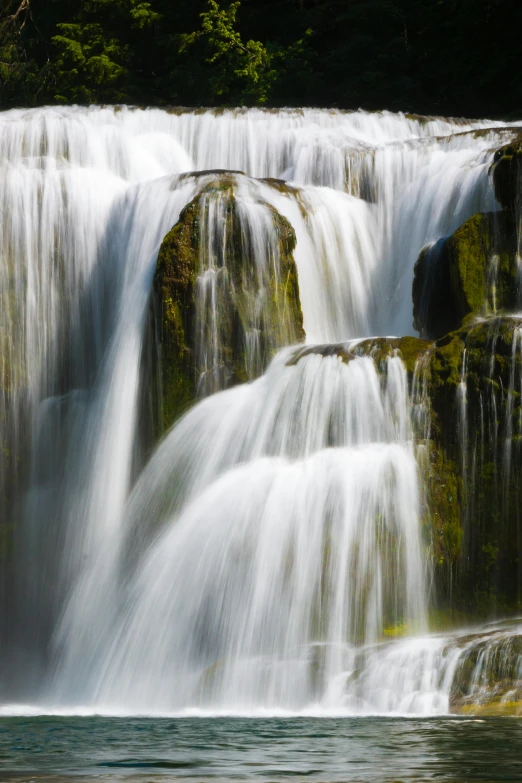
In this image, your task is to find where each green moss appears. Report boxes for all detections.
[153,201,200,433]
[449,214,489,313]
[259,177,300,196]
[425,317,522,611]
[153,174,304,433]
[283,317,522,615]
[428,607,474,632]
[449,631,522,714]
[382,621,410,638]
[286,335,431,376]
[413,213,519,339]
[354,335,431,375]
[427,449,463,565]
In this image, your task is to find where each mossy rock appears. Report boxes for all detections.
[413,213,519,339]
[428,448,463,569]
[153,174,304,433]
[490,139,522,214]
[277,321,522,614]
[286,336,431,375]
[429,316,522,440]
[456,700,522,716]
[153,202,199,433]
[354,335,431,375]
[425,317,522,610]
[449,631,522,714]
[286,342,356,367]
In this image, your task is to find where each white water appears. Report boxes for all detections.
[185,174,303,394]
[1,105,521,713]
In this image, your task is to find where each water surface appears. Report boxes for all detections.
[0,716,521,782]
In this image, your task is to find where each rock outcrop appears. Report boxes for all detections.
[449,626,522,716]
[413,213,519,339]
[153,172,304,432]
[405,141,522,615]
[491,139,522,214]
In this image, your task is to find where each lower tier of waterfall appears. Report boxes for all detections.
[5,344,522,718]
[3,619,521,717]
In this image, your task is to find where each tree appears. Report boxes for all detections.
[177,0,311,105]
[49,0,159,103]
[0,0,41,105]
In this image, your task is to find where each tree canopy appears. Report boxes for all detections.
[0,0,520,117]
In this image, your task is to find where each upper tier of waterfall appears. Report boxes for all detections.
[1,106,521,716]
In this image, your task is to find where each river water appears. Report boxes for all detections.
[0,715,521,782]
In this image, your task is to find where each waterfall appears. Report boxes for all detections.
[1,105,521,714]
[50,349,424,710]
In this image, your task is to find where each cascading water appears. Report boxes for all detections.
[176,173,303,395]
[1,105,521,715]
[52,349,424,711]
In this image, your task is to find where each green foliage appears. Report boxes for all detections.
[2,0,521,114]
[0,0,42,105]
[51,22,128,102]
[49,0,159,102]
[177,0,311,105]
[177,0,274,104]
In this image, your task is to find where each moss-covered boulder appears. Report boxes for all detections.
[490,139,522,214]
[449,629,522,715]
[421,317,522,611]
[413,213,519,339]
[153,173,304,432]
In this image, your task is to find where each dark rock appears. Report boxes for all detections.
[490,139,522,214]
[413,213,519,339]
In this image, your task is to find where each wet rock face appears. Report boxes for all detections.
[348,315,522,613]
[286,343,356,366]
[449,627,522,716]
[427,318,522,608]
[153,173,304,433]
[491,140,522,214]
[409,137,522,614]
[413,213,519,340]
[152,201,199,435]
[353,335,431,375]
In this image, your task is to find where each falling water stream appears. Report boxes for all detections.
[0,106,521,719]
